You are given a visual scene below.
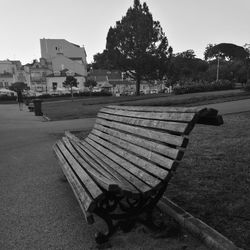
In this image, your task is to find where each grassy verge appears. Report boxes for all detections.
[43,89,250,121]
[167,112,250,249]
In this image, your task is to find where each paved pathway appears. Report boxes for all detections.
[196,98,250,114]
[0,104,207,250]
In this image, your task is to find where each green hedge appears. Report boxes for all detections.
[0,95,16,101]
[243,80,250,92]
[25,91,112,100]
[173,80,235,95]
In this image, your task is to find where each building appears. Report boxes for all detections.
[88,69,164,95]
[24,59,52,92]
[40,38,87,79]
[0,72,14,89]
[46,69,86,93]
[0,60,20,88]
[88,69,124,94]
[0,60,32,90]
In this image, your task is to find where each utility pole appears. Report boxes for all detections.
[216,56,220,82]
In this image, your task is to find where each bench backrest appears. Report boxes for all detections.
[83,105,210,183]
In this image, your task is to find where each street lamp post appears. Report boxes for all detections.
[216,56,220,82]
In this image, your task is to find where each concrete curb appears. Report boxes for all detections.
[158,196,243,250]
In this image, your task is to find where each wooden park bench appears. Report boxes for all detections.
[53,105,223,243]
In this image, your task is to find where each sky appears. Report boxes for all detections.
[1,0,249,64]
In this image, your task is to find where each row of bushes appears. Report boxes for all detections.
[24,91,113,100]
[0,95,16,101]
[243,80,250,92]
[0,90,113,102]
[173,80,235,95]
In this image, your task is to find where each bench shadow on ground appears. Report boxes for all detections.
[89,208,207,250]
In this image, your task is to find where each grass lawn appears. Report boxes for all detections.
[42,89,250,121]
[167,112,250,249]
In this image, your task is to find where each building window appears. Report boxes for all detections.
[52,82,57,90]
[55,45,63,53]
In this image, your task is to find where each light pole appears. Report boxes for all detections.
[216,55,220,82]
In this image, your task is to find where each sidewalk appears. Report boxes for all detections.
[0,104,207,250]
[195,98,250,114]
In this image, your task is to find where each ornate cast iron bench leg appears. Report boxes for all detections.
[92,183,169,244]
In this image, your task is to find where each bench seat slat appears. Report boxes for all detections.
[98,113,191,134]
[65,132,139,193]
[62,137,120,192]
[69,140,120,182]
[53,144,95,220]
[56,140,103,201]
[107,105,205,113]
[101,107,196,122]
[88,134,165,186]
[85,137,154,193]
[94,123,183,160]
[76,140,139,193]
[91,128,175,171]
[96,118,188,147]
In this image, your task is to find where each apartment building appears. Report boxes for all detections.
[40,38,87,85]
[24,58,52,92]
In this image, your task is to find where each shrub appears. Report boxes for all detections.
[243,79,250,92]
[173,80,235,95]
[0,95,16,101]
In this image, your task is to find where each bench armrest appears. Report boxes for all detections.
[197,108,224,126]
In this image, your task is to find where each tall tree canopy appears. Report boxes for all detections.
[168,50,208,82]
[204,43,248,61]
[9,82,28,92]
[104,0,171,95]
[204,43,250,82]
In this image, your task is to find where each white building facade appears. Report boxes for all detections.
[40,38,87,86]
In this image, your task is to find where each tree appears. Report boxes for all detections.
[244,44,250,81]
[105,0,171,95]
[92,50,112,70]
[204,43,248,61]
[176,49,196,59]
[204,43,249,82]
[84,79,97,94]
[9,82,28,92]
[168,50,208,82]
[63,76,78,100]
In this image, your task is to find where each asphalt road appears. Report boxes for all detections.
[1,98,249,249]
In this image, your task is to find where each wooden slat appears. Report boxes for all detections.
[53,143,95,221]
[64,136,114,181]
[94,123,183,160]
[91,128,175,171]
[97,113,191,134]
[56,140,103,201]
[101,107,196,122]
[65,131,139,193]
[88,133,165,185]
[75,140,138,193]
[62,137,119,192]
[85,137,154,193]
[96,118,188,147]
[106,105,205,113]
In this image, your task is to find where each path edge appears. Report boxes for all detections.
[158,196,243,250]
